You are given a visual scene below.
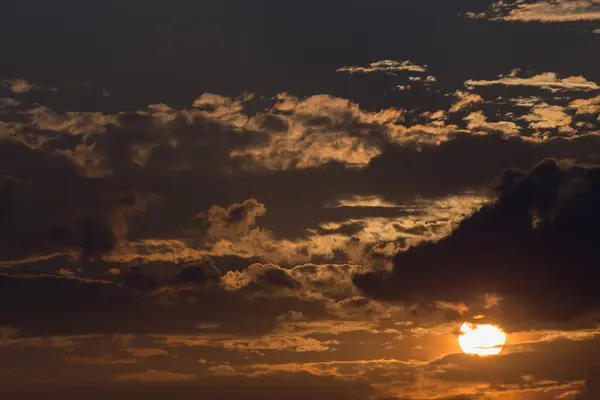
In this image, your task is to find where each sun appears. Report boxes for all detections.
[458,322,506,356]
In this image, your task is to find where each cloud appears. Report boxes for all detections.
[2,84,600,344]
[191,92,251,128]
[25,106,115,135]
[203,199,266,239]
[1,79,34,93]
[113,370,196,382]
[464,111,522,136]
[355,159,600,322]
[521,102,574,135]
[0,146,159,262]
[231,93,404,170]
[450,91,484,113]
[0,97,21,108]
[0,260,380,337]
[123,347,169,358]
[1,377,376,400]
[569,95,600,115]
[203,351,590,399]
[330,195,401,208]
[468,0,600,22]
[337,60,427,74]
[64,355,137,366]
[465,70,600,92]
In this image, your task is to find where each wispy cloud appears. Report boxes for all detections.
[337,60,427,74]
[465,70,600,92]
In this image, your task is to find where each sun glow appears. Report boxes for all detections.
[458,322,506,356]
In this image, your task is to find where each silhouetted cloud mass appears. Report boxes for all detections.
[355,159,600,321]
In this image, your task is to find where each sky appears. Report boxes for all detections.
[1,0,600,398]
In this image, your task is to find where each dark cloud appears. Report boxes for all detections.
[355,159,600,322]
[0,375,376,400]
[0,137,161,262]
[0,261,335,337]
[176,260,221,285]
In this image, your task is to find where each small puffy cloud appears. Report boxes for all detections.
[465,70,600,92]
[469,0,600,22]
[1,78,34,93]
[337,60,427,74]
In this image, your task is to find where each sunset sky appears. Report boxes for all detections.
[1,1,600,399]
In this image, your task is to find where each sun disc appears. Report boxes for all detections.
[458,322,506,356]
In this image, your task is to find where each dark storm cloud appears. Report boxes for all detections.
[0,153,157,262]
[355,158,600,322]
[0,260,373,337]
[431,337,600,387]
[0,375,376,400]
[0,271,319,336]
